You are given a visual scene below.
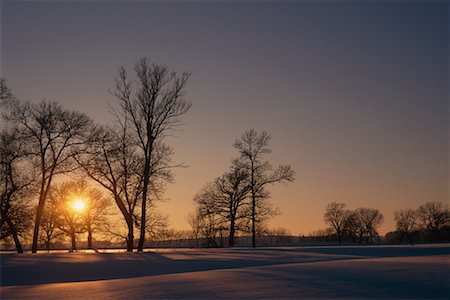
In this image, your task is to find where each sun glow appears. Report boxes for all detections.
[71,199,86,213]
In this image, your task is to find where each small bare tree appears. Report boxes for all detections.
[417,201,449,242]
[324,202,349,245]
[50,182,87,251]
[113,58,191,252]
[355,208,384,243]
[194,161,251,247]
[394,208,418,244]
[64,180,111,249]
[39,199,64,250]
[234,129,295,247]
[186,212,202,247]
[145,205,170,244]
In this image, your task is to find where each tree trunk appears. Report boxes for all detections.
[32,171,54,253]
[251,160,256,248]
[31,193,45,253]
[70,232,77,252]
[87,225,93,249]
[126,216,134,252]
[5,216,23,253]
[138,150,152,252]
[229,220,235,247]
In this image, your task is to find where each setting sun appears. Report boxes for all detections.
[71,199,86,213]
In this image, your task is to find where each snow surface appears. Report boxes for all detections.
[1,244,449,299]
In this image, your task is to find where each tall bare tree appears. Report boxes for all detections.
[113,58,191,251]
[233,129,295,247]
[2,95,92,253]
[0,128,35,253]
[1,81,35,253]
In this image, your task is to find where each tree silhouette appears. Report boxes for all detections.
[2,94,92,253]
[354,208,384,243]
[60,180,111,249]
[38,198,64,250]
[417,202,450,242]
[50,182,87,252]
[394,208,418,244]
[1,81,34,253]
[194,160,251,247]
[0,128,36,253]
[233,129,295,247]
[324,202,349,245]
[113,58,191,252]
[75,125,140,252]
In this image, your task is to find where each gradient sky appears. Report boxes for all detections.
[1,1,448,235]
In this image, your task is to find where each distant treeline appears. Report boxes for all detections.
[319,201,449,245]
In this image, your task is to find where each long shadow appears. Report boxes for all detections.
[1,245,448,286]
[267,244,450,258]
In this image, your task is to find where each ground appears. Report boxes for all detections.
[1,244,449,299]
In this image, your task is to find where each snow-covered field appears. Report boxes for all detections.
[1,244,449,299]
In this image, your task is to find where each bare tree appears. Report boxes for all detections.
[64,180,111,249]
[417,201,449,242]
[145,205,170,244]
[75,125,141,252]
[194,161,251,247]
[191,199,225,248]
[0,82,36,253]
[234,129,295,247]
[50,182,87,251]
[355,208,384,243]
[39,199,64,250]
[394,208,418,245]
[2,95,92,253]
[113,58,191,252]
[0,129,35,253]
[324,202,349,245]
[186,211,202,247]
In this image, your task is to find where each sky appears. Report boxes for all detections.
[1,0,448,235]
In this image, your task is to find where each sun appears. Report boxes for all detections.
[71,199,86,213]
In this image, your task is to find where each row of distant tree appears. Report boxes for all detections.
[321,201,450,244]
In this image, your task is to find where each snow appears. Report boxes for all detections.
[1,244,449,299]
